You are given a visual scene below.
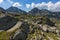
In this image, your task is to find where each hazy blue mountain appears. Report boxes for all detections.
[28,7,60,19]
[0,7,60,19]
[6,6,27,14]
[0,7,5,13]
[29,8,51,15]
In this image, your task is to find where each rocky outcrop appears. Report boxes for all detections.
[36,17,55,26]
[38,24,60,35]
[11,22,30,40]
[11,22,60,40]
[10,21,60,40]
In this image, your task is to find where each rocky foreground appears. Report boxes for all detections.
[0,14,60,40]
[10,18,60,40]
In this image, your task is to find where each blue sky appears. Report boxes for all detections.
[0,0,60,12]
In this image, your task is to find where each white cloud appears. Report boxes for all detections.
[13,2,22,7]
[31,3,36,8]
[26,1,60,12]
[47,2,54,11]
[26,4,30,8]
[39,2,47,9]
[0,0,3,3]
[54,1,60,11]
[47,1,60,11]
[7,0,14,3]
[35,3,40,7]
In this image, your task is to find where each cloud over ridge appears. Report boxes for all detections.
[13,2,22,7]
[26,1,60,12]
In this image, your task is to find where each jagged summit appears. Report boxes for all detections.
[6,6,27,14]
[28,7,50,14]
[29,7,40,14]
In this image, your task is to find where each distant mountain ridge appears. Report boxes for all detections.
[28,8,60,19]
[0,7,5,13]
[28,7,51,15]
[0,7,60,19]
[6,6,27,14]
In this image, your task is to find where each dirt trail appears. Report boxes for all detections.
[6,21,22,32]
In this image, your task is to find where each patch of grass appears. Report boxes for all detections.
[0,28,18,40]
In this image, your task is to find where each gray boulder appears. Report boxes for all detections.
[11,22,30,40]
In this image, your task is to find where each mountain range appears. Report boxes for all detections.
[0,7,60,19]
[0,6,60,40]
